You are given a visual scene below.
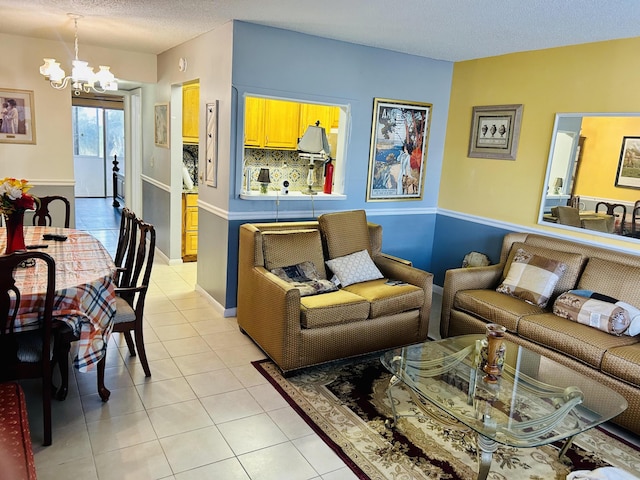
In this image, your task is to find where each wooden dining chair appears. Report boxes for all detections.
[630,200,640,238]
[595,201,627,235]
[0,251,56,446]
[55,220,156,399]
[32,195,71,228]
[114,208,138,286]
[114,220,156,377]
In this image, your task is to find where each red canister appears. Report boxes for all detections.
[323,161,334,194]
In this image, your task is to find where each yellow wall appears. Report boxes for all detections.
[578,116,640,202]
[441,37,640,231]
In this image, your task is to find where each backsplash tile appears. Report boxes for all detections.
[244,148,323,193]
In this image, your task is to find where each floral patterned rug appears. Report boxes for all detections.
[253,356,640,480]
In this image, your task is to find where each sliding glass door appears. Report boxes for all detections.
[73,104,124,197]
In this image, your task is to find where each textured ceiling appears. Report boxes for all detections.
[2,0,640,61]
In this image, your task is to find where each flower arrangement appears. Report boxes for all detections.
[0,177,36,216]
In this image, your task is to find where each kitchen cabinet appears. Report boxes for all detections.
[244,97,265,147]
[182,83,199,143]
[263,99,300,149]
[182,192,198,261]
[245,98,300,149]
[299,104,339,137]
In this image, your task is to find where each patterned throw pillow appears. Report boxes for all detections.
[270,261,338,297]
[496,248,567,308]
[553,291,632,335]
[325,249,383,287]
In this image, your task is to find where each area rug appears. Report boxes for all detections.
[253,355,640,480]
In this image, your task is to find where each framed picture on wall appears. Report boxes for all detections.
[468,104,523,160]
[154,103,169,148]
[366,98,432,201]
[205,101,218,187]
[615,136,640,189]
[0,88,36,144]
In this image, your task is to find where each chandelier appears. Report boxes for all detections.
[39,13,118,95]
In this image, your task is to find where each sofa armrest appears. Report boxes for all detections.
[238,265,303,369]
[375,255,433,339]
[440,263,504,339]
[378,252,412,266]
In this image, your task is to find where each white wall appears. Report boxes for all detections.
[0,32,156,209]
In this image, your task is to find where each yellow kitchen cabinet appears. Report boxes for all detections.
[263,99,300,149]
[182,83,199,143]
[299,104,339,137]
[244,98,300,149]
[244,97,265,147]
[182,193,198,261]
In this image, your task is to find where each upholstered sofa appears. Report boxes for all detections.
[441,232,640,434]
[237,210,433,374]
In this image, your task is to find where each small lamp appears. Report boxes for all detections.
[257,168,271,194]
[298,122,331,195]
[553,177,564,194]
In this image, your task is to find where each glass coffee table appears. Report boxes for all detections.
[381,335,628,480]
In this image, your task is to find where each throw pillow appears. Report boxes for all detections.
[553,291,631,335]
[271,261,338,297]
[325,249,384,287]
[565,290,640,336]
[496,248,567,307]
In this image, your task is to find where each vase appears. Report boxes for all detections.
[4,211,26,254]
[481,323,506,384]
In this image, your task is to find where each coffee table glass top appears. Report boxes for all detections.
[381,335,628,448]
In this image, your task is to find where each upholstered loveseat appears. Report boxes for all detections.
[237,210,433,374]
[441,232,640,434]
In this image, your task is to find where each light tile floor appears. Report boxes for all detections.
[21,198,637,479]
[22,198,361,480]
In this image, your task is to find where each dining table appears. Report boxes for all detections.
[1,225,117,401]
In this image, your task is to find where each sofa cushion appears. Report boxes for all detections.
[271,261,338,297]
[454,289,545,332]
[601,343,640,386]
[325,249,383,287]
[343,278,423,318]
[318,210,371,259]
[503,242,585,297]
[300,290,370,328]
[552,291,631,335]
[578,257,640,309]
[497,248,568,307]
[261,229,327,279]
[517,312,638,369]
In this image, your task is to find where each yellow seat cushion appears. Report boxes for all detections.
[300,289,370,328]
[343,278,423,319]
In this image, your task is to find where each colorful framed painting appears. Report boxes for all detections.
[615,136,640,189]
[0,88,36,144]
[366,98,432,201]
[154,103,169,148]
[468,104,523,160]
[205,101,218,187]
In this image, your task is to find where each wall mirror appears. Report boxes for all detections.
[538,113,640,242]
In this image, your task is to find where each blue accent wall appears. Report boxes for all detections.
[220,22,455,310]
[431,214,513,285]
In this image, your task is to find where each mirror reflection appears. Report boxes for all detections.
[540,114,640,239]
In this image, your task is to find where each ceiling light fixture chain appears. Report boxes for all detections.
[39,13,118,95]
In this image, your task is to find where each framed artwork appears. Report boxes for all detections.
[366,98,432,201]
[615,136,640,189]
[154,103,169,148]
[205,101,218,187]
[0,88,36,144]
[468,104,523,160]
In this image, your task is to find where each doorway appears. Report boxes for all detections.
[72,94,125,198]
